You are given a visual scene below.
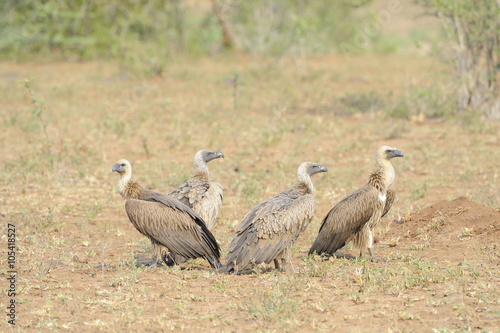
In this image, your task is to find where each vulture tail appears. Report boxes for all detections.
[206,256,223,269]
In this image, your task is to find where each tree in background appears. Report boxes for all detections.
[418,0,500,119]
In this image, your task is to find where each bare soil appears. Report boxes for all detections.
[401,196,500,254]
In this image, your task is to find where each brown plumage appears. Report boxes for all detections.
[167,150,224,231]
[383,185,396,218]
[112,159,222,269]
[226,162,327,274]
[308,146,403,261]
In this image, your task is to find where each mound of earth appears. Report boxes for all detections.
[390,197,499,261]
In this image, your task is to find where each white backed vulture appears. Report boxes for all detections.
[112,159,222,269]
[226,162,328,274]
[167,150,224,231]
[166,150,224,265]
[308,146,403,261]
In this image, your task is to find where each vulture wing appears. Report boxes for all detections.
[167,178,210,208]
[125,195,221,266]
[308,184,380,256]
[167,178,223,230]
[381,184,395,218]
[226,189,315,271]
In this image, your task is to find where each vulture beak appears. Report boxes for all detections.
[308,163,328,176]
[112,163,124,173]
[393,149,404,158]
[203,151,224,163]
[386,149,404,159]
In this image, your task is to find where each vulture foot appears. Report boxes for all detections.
[332,253,357,260]
[135,258,161,267]
[164,254,177,267]
[224,266,254,275]
[368,248,386,262]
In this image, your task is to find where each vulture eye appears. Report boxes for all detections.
[121,163,126,167]
[385,149,391,154]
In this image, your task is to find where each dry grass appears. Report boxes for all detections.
[0,54,499,332]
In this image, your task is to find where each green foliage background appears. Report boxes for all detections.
[0,1,372,65]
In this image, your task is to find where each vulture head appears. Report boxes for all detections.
[303,162,328,176]
[112,159,133,196]
[197,150,224,163]
[376,146,404,164]
[112,159,132,175]
[297,162,328,191]
[375,146,403,185]
[194,150,224,174]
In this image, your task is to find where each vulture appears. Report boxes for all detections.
[112,159,222,269]
[308,146,403,261]
[166,149,224,265]
[167,149,224,231]
[226,162,328,274]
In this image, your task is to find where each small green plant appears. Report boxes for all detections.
[23,78,54,168]
[303,255,330,278]
[245,279,298,322]
[458,227,474,241]
[211,276,229,294]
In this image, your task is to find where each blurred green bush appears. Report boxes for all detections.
[1,0,216,73]
[0,0,374,72]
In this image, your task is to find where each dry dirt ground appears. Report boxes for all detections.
[0,55,499,332]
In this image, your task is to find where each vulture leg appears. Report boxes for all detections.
[273,259,282,271]
[165,253,187,266]
[273,258,292,272]
[164,254,177,267]
[274,248,293,272]
[368,247,377,262]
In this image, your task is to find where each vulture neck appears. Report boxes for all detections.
[117,169,140,199]
[371,158,395,191]
[297,169,314,193]
[293,181,313,195]
[194,155,209,175]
